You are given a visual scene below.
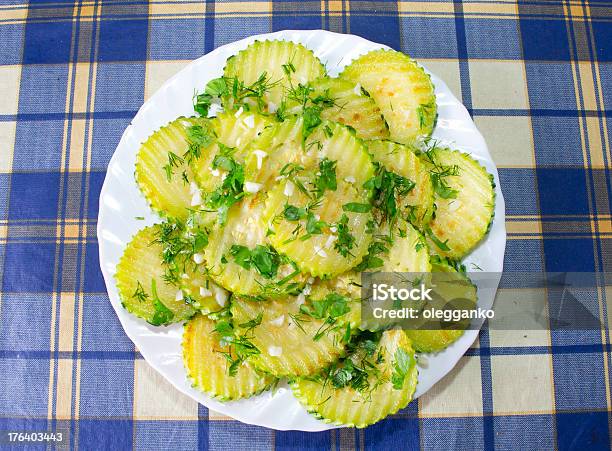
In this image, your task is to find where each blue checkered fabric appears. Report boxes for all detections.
[0,1,611,450]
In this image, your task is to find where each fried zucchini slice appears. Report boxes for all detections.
[404,256,477,353]
[135,117,214,219]
[224,40,326,112]
[192,110,272,193]
[203,197,304,297]
[424,148,496,259]
[367,140,434,228]
[115,225,195,325]
[258,120,374,278]
[183,314,275,400]
[311,77,389,140]
[263,180,373,279]
[340,49,436,144]
[231,290,358,378]
[292,330,418,427]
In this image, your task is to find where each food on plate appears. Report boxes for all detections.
[115,40,495,427]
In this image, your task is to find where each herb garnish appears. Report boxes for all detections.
[334,214,356,257]
[214,311,262,376]
[205,148,245,225]
[391,348,415,389]
[364,163,415,226]
[313,158,337,195]
[149,279,175,326]
[229,244,281,279]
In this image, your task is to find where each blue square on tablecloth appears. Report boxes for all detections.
[553,352,607,410]
[8,172,60,219]
[352,15,400,50]
[365,416,420,450]
[2,242,56,292]
[592,21,611,62]
[79,359,134,417]
[214,17,270,48]
[464,19,521,60]
[273,14,321,32]
[531,117,583,166]
[78,419,133,450]
[91,117,132,171]
[543,238,595,272]
[503,238,544,273]
[0,23,24,65]
[94,63,145,112]
[556,412,610,450]
[520,19,571,61]
[421,417,484,450]
[0,293,52,351]
[17,65,69,114]
[493,415,554,450]
[275,430,331,450]
[525,62,576,110]
[134,421,198,450]
[23,21,73,64]
[83,243,106,293]
[498,168,539,215]
[86,171,105,219]
[400,18,458,59]
[0,358,49,416]
[209,421,273,450]
[13,120,65,171]
[98,20,148,62]
[536,168,590,216]
[149,19,206,60]
[81,294,133,352]
[600,62,612,115]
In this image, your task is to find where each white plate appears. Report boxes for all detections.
[97,29,506,431]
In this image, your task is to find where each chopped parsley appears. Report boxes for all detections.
[205,150,245,224]
[391,348,415,390]
[214,311,262,376]
[149,279,175,326]
[314,158,337,196]
[425,225,450,251]
[229,244,281,279]
[333,213,356,257]
[342,202,371,213]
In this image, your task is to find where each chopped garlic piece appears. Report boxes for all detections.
[354,83,362,96]
[330,226,337,233]
[175,290,184,301]
[267,346,282,357]
[296,292,306,305]
[193,253,205,264]
[244,181,263,193]
[234,106,244,118]
[284,180,295,196]
[243,115,255,129]
[199,286,212,297]
[253,150,267,170]
[190,189,202,207]
[325,235,337,249]
[269,315,285,327]
[344,176,356,184]
[214,286,229,307]
[314,245,328,258]
[302,284,312,295]
[268,101,278,113]
[211,168,220,177]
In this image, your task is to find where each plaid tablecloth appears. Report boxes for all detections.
[1,0,611,449]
